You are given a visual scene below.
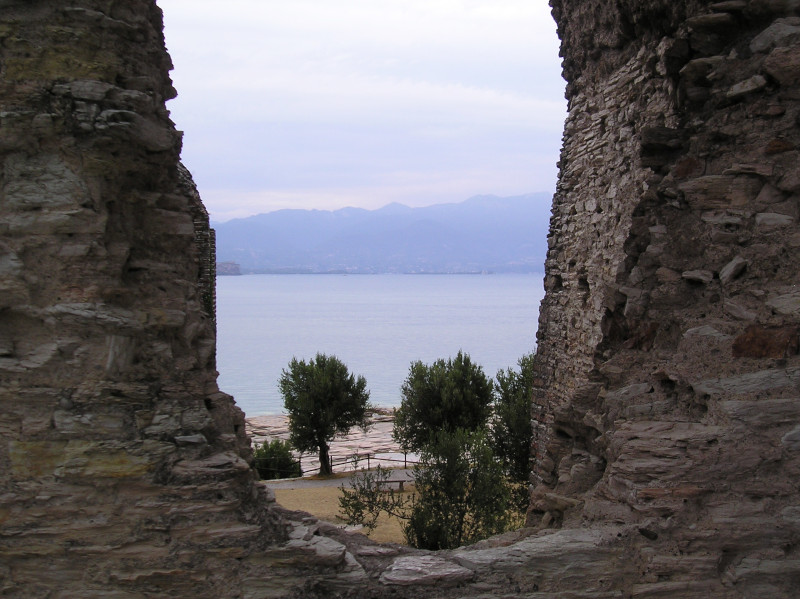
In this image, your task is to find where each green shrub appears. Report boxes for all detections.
[253,438,301,480]
[404,429,512,550]
[341,351,533,548]
[491,353,534,487]
[339,430,515,550]
[339,464,407,534]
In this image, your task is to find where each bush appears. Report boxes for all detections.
[339,464,407,534]
[341,351,533,549]
[253,438,301,480]
[491,353,535,512]
[339,430,515,550]
[404,429,512,550]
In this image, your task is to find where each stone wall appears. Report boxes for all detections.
[2,0,800,597]
[0,2,280,596]
[179,162,217,343]
[530,0,800,594]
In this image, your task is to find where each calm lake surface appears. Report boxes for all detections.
[216,274,544,416]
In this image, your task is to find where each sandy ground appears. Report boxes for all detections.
[273,485,413,545]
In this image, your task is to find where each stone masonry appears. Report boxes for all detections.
[1,0,799,597]
[0,2,281,596]
[530,0,800,595]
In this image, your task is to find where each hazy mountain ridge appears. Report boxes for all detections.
[213,193,552,274]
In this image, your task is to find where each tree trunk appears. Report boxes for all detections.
[319,442,332,475]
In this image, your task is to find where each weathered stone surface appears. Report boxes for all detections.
[719,255,748,284]
[724,299,758,321]
[692,368,800,397]
[679,175,762,209]
[781,426,800,450]
[529,2,800,598]
[727,74,768,100]
[767,291,800,317]
[0,2,281,597]
[684,325,730,339]
[380,555,474,586]
[756,211,796,226]
[682,269,714,283]
[717,397,800,427]
[750,19,800,53]
[764,44,800,86]
[4,1,800,598]
[765,138,796,154]
[733,325,800,358]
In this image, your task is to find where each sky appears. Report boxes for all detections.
[158,0,566,222]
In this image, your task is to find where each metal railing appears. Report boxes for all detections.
[256,451,418,479]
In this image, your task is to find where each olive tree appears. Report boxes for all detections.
[405,429,513,550]
[279,353,372,475]
[339,429,514,550]
[339,352,514,548]
[491,353,535,512]
[393,350,493,452]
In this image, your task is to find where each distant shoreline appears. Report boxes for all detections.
[219,271,545,276]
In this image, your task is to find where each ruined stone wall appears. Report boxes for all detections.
[0,4,464,597]
[530,0,800,594]
[179,162,217,346]
[0,2,282,596]
[3,0,800,597]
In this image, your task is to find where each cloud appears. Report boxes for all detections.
[159,0,565,219]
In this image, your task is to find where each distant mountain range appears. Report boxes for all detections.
[212,193,552,274]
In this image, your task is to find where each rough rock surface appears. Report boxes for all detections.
[0,2,287,597]
[530,0,800,596]
[2,0,800,597]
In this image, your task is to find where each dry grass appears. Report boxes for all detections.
[273,484,414,545]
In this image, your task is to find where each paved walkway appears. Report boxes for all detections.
[265,467,415,490]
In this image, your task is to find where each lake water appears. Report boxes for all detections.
[216,274,544,416]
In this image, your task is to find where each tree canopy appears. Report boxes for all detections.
[279,353,372,475]
[491,353,535,485]
[393,350,493,452]
[342,351,532,549]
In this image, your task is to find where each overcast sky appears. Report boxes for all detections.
[158,0,566,222]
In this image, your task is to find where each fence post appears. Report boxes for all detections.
[404,452,407,468]
[367,453,371,470]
